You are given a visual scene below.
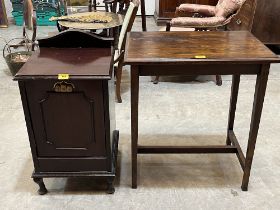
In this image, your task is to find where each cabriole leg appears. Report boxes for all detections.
[33,177,47,195]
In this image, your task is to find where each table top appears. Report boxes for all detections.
[14,48,112,80]
[124,31,280,65]
[58,11,124,30]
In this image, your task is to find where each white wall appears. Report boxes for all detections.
[142,0,155,16]
[4,0,13,17]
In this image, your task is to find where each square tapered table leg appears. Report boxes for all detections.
[241,64,270,191]
[131,65,140,188]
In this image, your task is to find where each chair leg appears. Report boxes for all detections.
[116,64,123,103]
[216,75,222,86]
[153,76,160,84]
[105,3,109,12]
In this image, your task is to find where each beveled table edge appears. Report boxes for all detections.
[13,75,112,81]
[124,58,280,65]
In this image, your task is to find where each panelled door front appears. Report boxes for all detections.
[25,80,106,157]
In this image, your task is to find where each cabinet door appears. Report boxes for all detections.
[25,80,107,157]
[156,0,193,18]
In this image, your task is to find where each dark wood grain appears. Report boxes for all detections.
[251,0,280,45]
[124,31,279,65]
[127,31,280,190]
[25,80,106,158]
[15,48,112,80]
[227,0,280,45]
[227,0,257,32]
[138,64,260,75]
[16,31,118,194]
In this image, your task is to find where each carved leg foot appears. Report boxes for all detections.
[153,76,159,84]
[33,178,48,195]
[107,178,115,194]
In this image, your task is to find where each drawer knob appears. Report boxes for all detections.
[236,19,242,25]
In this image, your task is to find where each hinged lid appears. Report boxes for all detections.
[14,48,113,80]
[14,30,113,80]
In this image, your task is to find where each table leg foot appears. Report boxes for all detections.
[132,183,137,189]
[131,66,139,189]
[241,185,248,191]
[132,164,138,189]
[216,75,222,86]
[140,0,147,31]
[241,64,270,192]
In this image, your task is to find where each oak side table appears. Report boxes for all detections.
[124,31,280,190]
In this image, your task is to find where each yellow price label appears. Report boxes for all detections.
[194,55,207,59]
[58,74,70,80]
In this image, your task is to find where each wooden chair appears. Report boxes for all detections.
[22,0,37,50]
[114,0,139,103]
[154,0,255,86]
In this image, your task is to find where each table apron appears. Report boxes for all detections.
[138,64,262,76]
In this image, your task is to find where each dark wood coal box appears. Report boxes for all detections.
[14,30,119,195]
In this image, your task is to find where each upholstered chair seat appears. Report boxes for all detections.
[170,0,246,28]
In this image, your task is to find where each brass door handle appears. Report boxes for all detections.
[53,81,75,93]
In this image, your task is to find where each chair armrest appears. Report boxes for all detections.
[177,4,216,17]
[170,16,227,28]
